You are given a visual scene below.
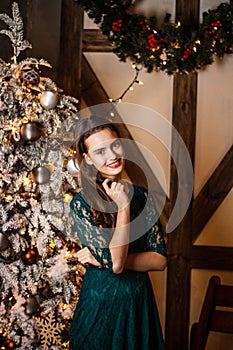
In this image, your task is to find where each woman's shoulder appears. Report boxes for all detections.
[70,189,89,210]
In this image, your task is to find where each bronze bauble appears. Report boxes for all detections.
[32,166,50,184]
[0,233,10,251]
[20,122,42,141]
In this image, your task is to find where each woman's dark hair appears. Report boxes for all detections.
[74,115,121,227]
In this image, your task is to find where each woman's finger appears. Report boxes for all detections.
[76,247,101,267]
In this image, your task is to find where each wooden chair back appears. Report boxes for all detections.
[190,275,233,350]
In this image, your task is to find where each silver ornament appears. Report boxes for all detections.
[20,122,42,141]
[40,91,58,109]
[0,233,10,251]
[67,158,80,175]
[32,166,50,184]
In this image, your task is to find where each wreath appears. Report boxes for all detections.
[76,0,233,75]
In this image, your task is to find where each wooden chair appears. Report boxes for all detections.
[190,275,233,350]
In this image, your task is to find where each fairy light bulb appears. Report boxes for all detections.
[49,240,55,248]
[64,193,72,203]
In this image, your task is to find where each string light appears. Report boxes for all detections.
[107,65,144,118]
[110,65,143,103]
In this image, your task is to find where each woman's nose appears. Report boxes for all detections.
[107,147,117,159]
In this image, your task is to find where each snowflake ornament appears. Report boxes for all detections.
[35,310,65,349]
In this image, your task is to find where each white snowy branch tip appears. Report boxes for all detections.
[0,2,32,57]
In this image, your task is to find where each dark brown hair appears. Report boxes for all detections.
[74,115,121,227]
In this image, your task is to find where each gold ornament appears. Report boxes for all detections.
[172,41,180,49]
[21,247,38,265]
[35,310,65,349]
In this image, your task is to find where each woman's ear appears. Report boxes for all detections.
[83,153,93,165]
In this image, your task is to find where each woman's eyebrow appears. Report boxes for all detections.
[92,146,106,154]
[91,139,119,154]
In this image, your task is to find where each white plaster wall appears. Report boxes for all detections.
[195,55,233,196]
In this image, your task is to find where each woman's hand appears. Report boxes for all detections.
[77,247,101,268]
[102,179,129,210]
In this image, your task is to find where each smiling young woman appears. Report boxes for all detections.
[69,115,167,350]
[83,128,125,181]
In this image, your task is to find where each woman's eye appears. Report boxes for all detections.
[113,141,121,149]
[96,149,105,155]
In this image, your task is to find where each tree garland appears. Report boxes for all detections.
[76,0,233,75]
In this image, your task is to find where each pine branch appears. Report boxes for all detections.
[0,29,15,43]
[0,13,14,28]
[0,2,32,59]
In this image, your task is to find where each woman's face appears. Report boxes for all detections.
[83,128,125,181]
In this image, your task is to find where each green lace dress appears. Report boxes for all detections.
[69,185,167,350]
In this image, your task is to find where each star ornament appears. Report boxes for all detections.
[35,310,65,349]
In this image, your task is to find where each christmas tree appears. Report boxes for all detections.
[0,3,83,349]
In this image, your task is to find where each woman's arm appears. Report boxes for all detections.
[103,179,130,274]
[124,251,167,272]
[108,203,130,274]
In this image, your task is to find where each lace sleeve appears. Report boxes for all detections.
[143,190,167,257]
[145,218,167,257]
[70,192,113,271]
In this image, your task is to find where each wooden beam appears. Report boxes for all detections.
[165,72,197,350]
[175,0,199,28]
[165,2,199,348]
[83,30,113,52]
[81,54,109,105]
[191,246,233,270]
[192,145,233,242]
[57,0,83,99]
